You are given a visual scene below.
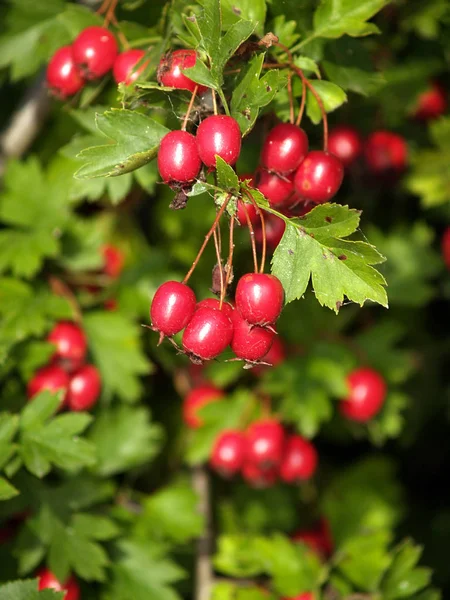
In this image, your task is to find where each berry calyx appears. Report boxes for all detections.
[294,151,344,204]
[235,273,284,326]
[242,461,278,488]
[157,49,207,93]
[210,430,246,477]
[158,130,202,185]
[196,298,235,321]
[261,123,309,175]
[150,281,197,340]
[196,115,242,168]
[113,49,148,85]
[441,227,450,269]
[102,244,125,279]
[47,321,87,373]
[256,170,295,208]
[183,384,224,428]
[27,365,69,403]
[72,26,118,79]
[279,435,318,482]
[328,125,363,168]
[38,568,80,600]
[230,310,276,362]
[364,131,407,174]
[67,364,101,411]
[46,46,84,98]
[340,367,386,422]
[413,82,447,121]
[245,419,285,470]
[182,306,234,361]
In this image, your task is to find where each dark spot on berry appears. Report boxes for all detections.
[325,216,332,223]
[338,254,347,260]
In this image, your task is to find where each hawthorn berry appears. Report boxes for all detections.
[255,213,286,249]
[157,49,207,93]
[235,273,284,326]
[413,81,447,121]
[72,26,118,79]
[102,244,125,278]
[113,49,147,85]
[340,367,387,422]
[328,125,363,168]
[261,123,309,175]
[242,461,278,488]
[252,336,286,376]
[38,568,80,600]
[196,298,235,321]
[292,520,333,557]
[246,419,285,470]
[46,46,84,98]
[364,131,407,174]
[183,384,224,428]
[210,430,246,477]
[230,310,276,362]
[66,364,101,411]
[279,435,318,483]
[294,151,344,204]
[47,321,87,372]
[27,365,69,403]
[441,227,450,269]
[150,281,197,340]
[256,170,295,208]
[281,594,314,600]
[182,306,234,361]
[196,115,242,168]
[158,130,201,185]
[236,200,259,227]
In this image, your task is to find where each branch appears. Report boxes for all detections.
[192,466,213,600]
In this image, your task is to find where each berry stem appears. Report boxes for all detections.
[241,202,259,273]
[182,194,232,284]
[292,64,328,151]
[221,214,235,308]
[295,77,307,127]
[48,276,83,324]
[96,0,113,15]
[217,88,231,117]
[109,13,131,51]
[212,90,218,116]
[213,227,225,305]
[182,85,198,131]
[103,0,119,27]
[244,190,266,274]
[287,72,295,125]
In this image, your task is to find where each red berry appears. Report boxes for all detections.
[364,131,407,174]
[158,49,207,93]
[150,281,197,339]
[236,200,259,227]
[246,419,285,470]
[46,46,84,98]
[230,310,276,362]
[441,227,450,269]
[67,364,101,411]
[255,213,286,249]
[292,520,333,557]
[242,461,278,488]
[281,594,314,600]
[279,435,318,482]
[158,130,202,185]
[102,244,124,278]
[261,123,309,175]
[113,49,147,85]
[182,307,234,361]
[183,384,224,428]
[235,273,284,326]
[413,82,447,121]
[38,568,80,600]
[256,170,295,208]
[47,321,87,372]
[210,430,246,476]
[328,125,363,168]
[27,365,69,403]
[196,115,242,168]
[72,26,118,79]
[294,151,344,204]
[196,298,234,321]
[252,336,286,376]
[340,367,386,422]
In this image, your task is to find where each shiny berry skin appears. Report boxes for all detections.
[196,298,234,321]
[183,384,224,428]
[364,131,407,174]
[210,430,246,477]
[236,200,259,227]
[256,170,294,208]
[72,26,118,79]
[252,336,286,376]
[196,115,242,168]
[413,82,447,121]
[67,364,101,411]
[279,435,318,482]
[294,151,344,204]
[47,321,87,372]
[150,281,197,338]
[158,130,201,184]
[158,49,207,93]
[242,461,278,488]
[441,227,450,269]
[230,310,276,362]
[46,46,84,98]
[235,273,284,326]
[328,125,363,168]
[102,244,124,278]
[182,307,234,360]
[113,49,147,85]
[255,213,286,249]
[27,365,69,403]
[246,419,285,470]
[261,123,309,175]
[38,568,80,600]
[340,367,386,422]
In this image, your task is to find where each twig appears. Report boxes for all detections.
[213,227,225,305]
[242,202,259,273]
[221,214,235,307]
[182,85,198,131]
[287,71,294,125]
[295,78,307,127]
[192,466,213,600]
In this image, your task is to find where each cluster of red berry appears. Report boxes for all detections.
[46,25,148,98]
[38,568,79,600]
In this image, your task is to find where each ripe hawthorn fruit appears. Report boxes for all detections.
[230,310,276,362]
[46,46,84,98]
[158,49,207,93]
[47,321,87,373]
[72,26,118,79]
[364,131,407,174]
[294,151,344,204]
[241,461,278,488]
[38,568,80,600]
[27,365,69,404]
[150,281,197,339]
[339,367,387,422]
[196,298,235,321]
[254,213,286,249]
[441,227,450,269]
[256,170,295,208]
[210,430,246,477]
[235,273,284,326]
[245,419,285,470]
[328,125,363,168]
[102,244,124,278]
[158,130,202,185]
[67,364,101,411]
[261,123,309,175]
[113,49,147,85]
[183,384,224,428]
[279,435,318,482]
[413,81,447,121]
[196,115,242,168]
[182,306,234,361]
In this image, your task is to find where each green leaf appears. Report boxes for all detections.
[216,157,239,191]
[0,476,19,501]
[221,0,266,37]
[313,0,390,39]
[0,412,19,469]
[88,405,162,476]
[215,19,256,74]
[306,80,348,124]
[0,579,63,599]
[271,204,388,312]
[323,60,385,96]
[182,60,219,90]
[75,110,169,179]
[382,540,432,599]
[197,0,222,59]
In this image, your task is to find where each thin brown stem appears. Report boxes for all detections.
[295,78,307,127]
[287,72,295,125]
[103,0,119,27]
[182,85,198,131]
[213,227,225,306]
[96,0,112,15]
[48,276,83,323]
[245,191,266,274]
[182,195,231,284]
[109,13,130,50]
[241,202,258,273]
[291,65,328,151]
[222,215,235,307]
